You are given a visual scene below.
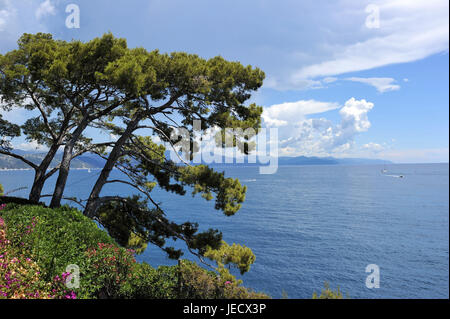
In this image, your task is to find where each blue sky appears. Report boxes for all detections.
[0,0,448,163]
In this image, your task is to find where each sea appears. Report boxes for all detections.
[0,163,448,299]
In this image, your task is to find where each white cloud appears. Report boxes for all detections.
[285,0,449,88]
[323,77,338,84]
[273,98,375,157]
[362,142,384,153]
[345,77,400,93]
[17,139,48,151]
[264,76,323,91]
[1,95,39,124]
[0,0,14,32]
[262,99,340,127]
[0,1,52,51]
[35,0,55,20]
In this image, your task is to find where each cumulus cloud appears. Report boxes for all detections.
[17,139,47,151]
[35,0,56,20]
[345,77,400,93]
[267,98,375,157]
[339,98,374,133]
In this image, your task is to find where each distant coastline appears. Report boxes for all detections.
[0,167,100,171]
[1,150,393,170]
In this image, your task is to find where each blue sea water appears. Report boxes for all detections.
[0,163,448,298]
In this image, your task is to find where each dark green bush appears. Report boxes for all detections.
[0,196,45,206]
[119,263,178,299]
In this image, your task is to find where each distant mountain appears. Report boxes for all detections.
[0,151,106,169]
[278,156,391,166]
[0,150,391,170]
[190,154,392,166]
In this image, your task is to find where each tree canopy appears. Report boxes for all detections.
[0,33,265,272]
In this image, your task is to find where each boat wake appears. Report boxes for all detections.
[384,174,404,178]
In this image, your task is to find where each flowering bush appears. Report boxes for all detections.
[0,213,76,299]
[1,204,270,299]
[83,243,136,298]
[0,204,114,283]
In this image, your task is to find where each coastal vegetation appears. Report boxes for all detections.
[0,31,349,299]
[312,283,345,299]
[0,32,268,299]
[0,202,269,299]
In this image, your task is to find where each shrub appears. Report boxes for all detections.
[119,263,178,299]
[178,260,223,298]
[83,243,136,298]
[312,282,345,299]
[1,204,269,299]
[0,204,114,298]
[178,260,270,299]
[0,214,76,299]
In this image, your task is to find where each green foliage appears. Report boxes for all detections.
[83,243,136,298]
[96,195,223,260]
[178,165,247,216]
[0,114,20,150]
[0,184,3,196]
[0,212,76,299]
[178,260,269,299]
[0,204,268,299]
[312,282,345,299]
[96,196,149,254]
[177,260,223,299]
[204,241,256,275]
[119,263,179,299]
[1,32,268,296]
[0,204,114,286]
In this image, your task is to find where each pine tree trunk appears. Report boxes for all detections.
[50,117,89,208]
[28,143,60,203]
[84,115,140,217]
